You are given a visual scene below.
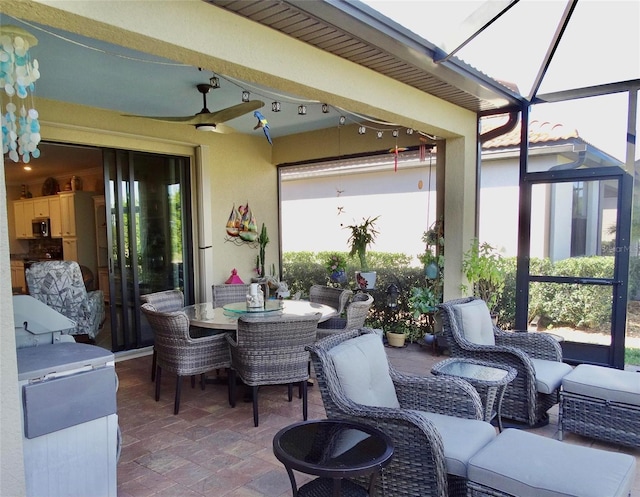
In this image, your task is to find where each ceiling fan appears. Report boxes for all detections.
[128,83,264,132]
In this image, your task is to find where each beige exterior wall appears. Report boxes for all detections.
[0,2,479,493]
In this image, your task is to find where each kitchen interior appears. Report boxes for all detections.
[5,142,112,349]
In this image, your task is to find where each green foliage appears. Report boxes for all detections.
[344,216,380,271]
[283,251,625,338]
[325,252,347,273]
[461,239,505,313]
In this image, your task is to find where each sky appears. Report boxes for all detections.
[363,0,640,162]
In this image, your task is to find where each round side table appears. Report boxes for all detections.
[431,358,517,431]
[273,419,394,497]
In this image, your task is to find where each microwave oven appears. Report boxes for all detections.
[32,218,50,238]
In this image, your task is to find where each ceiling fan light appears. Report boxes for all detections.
[242,91,250,102]
[209,76,220,89]
[196,124,217,132]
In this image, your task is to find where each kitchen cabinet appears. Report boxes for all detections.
[59,193,77,237]
[11,260,26,293]
[32,198,50,218]
[49,196,62,237]
[98,268,110,303]
[62,238,79,262]
[58,192,98,279]
[13,200,34,239]
[93,196,110,303]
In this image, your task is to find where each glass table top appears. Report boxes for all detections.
[223,300,284,315]
[433,359,509,383]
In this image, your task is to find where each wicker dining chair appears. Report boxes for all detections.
[140,303,232,414]
[212,284,250,308]
[141,290,184,382]
[307,328,494,497]
[226,313,322,427]
[309,284,353,315]
[438,297,572,427]
[316,292,374,339]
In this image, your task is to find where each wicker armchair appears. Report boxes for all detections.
[438,297,572,427]
[140,303,232,414]
[212,284,250,308]
[316,292,374,339]
[25,260,105,340]
[227,313,321,426]
[308,328,495,497]
[141,290,184,382]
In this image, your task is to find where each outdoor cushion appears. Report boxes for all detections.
[562,364,640,406]
[468,428,636,497]
[328,332,400,408]
[530,358,572,394]
[451,299,495,346]
[411,410,496,478]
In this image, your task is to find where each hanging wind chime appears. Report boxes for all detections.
[0,25,42,163]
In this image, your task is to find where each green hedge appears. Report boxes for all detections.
[284,252,630,334]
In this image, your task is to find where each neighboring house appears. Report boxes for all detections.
[282,117,623,262]
[480,116,623,260]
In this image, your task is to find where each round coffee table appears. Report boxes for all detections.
[273,419,394,497]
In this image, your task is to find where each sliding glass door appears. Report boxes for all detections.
[103,149,194,351]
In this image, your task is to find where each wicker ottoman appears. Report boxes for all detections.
[559,364,640,448]
[467,428,636,497]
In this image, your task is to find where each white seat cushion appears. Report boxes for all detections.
[410,410,496,478]
[468,428,636,497]
[451,299,495,346]
[328,333,400,408]
[562,364,640,406]
[530,358,572,394]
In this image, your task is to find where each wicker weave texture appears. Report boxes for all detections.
[317,293,374,338]
[141,303,231,375]
[309,285,353,315]
[560,391,640,448]
[212,284,250,308]
[439,297,564,426]
[227,314,321,385]
[141,289,184,312]
[307,328,486,497]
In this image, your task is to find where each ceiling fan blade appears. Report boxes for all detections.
[124,101,264,127]
[205,100,265,123]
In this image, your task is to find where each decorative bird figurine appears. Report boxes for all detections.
[253,111,272,145]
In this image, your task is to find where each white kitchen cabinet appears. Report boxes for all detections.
[49,196,62,237]
[63,238,79,262]
[32,198,50,218]
[13,200,34,239]
[58,192,98,279]
[10,260,26,293]
[59,193,77,237]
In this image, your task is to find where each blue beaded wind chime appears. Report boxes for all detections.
[1,25,42,163]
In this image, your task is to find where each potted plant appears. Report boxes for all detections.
[461,239,505,320]
[325,252,348,284]
[344,215,380,289]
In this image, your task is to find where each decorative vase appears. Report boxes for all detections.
[386,331,406,348]
[330,270,347,284]
[355,271,377,290]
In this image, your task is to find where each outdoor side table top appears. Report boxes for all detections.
[431,358,517,431]
[273,419,394,497]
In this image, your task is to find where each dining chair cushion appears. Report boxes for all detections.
[328,332,400,408]
[451,299,495,346]
[530,358,573,394]
[410,410,496,478]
